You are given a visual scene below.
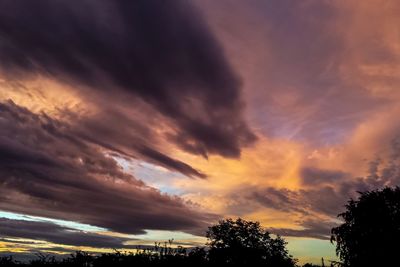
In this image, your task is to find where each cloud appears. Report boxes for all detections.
[248,187,303,213]
[300,168,348,186]
[248,153,400,220]
[268,219,337,240]
[2,0,400,251]
[0,0,255,159]
[0,218,135,249]
[0,100,216,234]
[196,0,390,145]
[135,146,206,179]
[61,105,207,179]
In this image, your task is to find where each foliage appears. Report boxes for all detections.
[206,218,296,266]
[0,218,296,267]
[331,186,400,267]
[3,185,400,267]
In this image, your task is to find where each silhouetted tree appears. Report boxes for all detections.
[331,186,400,267]
[206,218,296,266]
[0,256,17,266]
[0,218,299,266]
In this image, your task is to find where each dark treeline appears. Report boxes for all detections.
[1,186,400,267]
[0,218,296,267]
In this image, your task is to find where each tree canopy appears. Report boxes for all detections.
[206,218,296,266]
[331,186,400,267]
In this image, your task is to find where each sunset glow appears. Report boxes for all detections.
[1,0,400,265]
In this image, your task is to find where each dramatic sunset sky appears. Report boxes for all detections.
[1,0,400,264]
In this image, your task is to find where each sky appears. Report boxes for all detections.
[0,0,400,264]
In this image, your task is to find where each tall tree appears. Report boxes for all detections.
[331,187,400,267]
[206,218,296,266]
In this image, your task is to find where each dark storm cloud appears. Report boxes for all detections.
[0,0,255,158]
[137,146,207,179]
[0,218,136,248]
[66,107,207,179]
[0,101,216,234]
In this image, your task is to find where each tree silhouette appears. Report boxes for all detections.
[331,186,400,267]
[206,218,296,266]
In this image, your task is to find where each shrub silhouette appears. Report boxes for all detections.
[0,218,297,267]
[4,184,400,267]
[206,218,296,266]
[331,186,400,267]
[0,256,18,266]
